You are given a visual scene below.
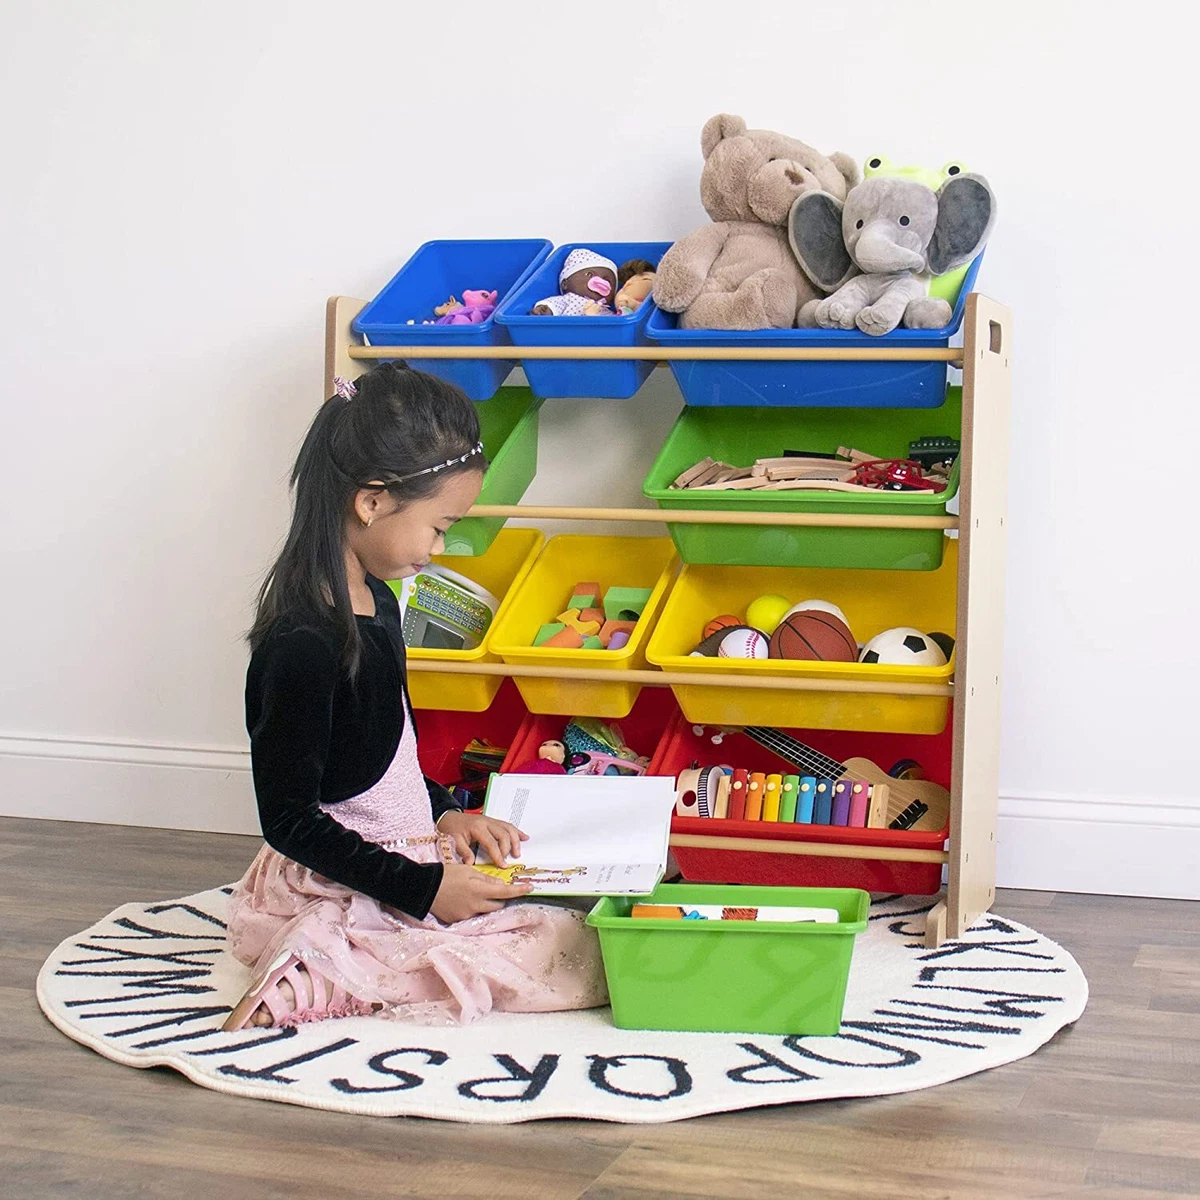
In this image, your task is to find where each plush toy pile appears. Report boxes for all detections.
[652,115,996,333]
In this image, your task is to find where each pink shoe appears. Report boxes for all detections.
[222,950,379,1031]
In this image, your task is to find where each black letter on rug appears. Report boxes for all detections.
[331,1047,448,1094]
[784,1032,921,1070]
[727,1042,820,1085]
[457,1054,559,1102]
[219,1036,358,1084]
[587,1054,692,1100]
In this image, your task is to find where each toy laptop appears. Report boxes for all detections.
[395,565,499,652]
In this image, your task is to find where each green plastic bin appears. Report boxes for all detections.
[642,389,962,570]
[444,386,543,557]
[586,883,869,1035]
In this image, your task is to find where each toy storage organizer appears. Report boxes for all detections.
[326,291,1011,949]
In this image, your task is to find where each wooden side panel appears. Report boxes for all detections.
[944,293,1012,940]
[323,296,367,401]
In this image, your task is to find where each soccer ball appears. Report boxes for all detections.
[859,626,949,667]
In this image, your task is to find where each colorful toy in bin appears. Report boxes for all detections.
[514,739,568,775]
[789,158,996,336]
[531,249,619,317]
[529,581,656,652]
[604,587,653,622]
[687,592,951,672]
[433,289,498,325]
[859,626,950,666]
[614,260,657,315]
[395,565,499,652]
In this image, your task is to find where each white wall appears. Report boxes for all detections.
[2,1,1197,897]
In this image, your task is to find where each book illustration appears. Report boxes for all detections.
[473,863,588,886]
[479,773,677,896]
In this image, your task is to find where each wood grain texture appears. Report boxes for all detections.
[2,816,1197,1200]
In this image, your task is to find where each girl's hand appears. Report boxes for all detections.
[437,810,528,867]
[430,863,532,924]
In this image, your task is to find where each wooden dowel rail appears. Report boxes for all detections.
[348,344,963,364]
[669,833,948,864]
[468,504,957,530]
[406,658,953,696]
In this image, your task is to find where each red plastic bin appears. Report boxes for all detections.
[500,688,679,776]
[416,679,527,796]
[649,711,951,895]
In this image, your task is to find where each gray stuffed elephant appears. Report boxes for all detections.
[789,170,996,336]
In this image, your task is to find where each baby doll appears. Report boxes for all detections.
[531,249,619,316]
[514,739,568,774]
[614,258,657,315]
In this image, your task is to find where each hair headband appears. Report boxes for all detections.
[366,441,485,489]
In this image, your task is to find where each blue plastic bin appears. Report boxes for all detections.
[646,253,984,408]
[352,239,552,401]
[495,242,672,398]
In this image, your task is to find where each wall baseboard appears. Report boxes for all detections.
[0,734,259,836]
[2,736,1197,899]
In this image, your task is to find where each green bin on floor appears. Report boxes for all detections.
[444,387,542,557]
[587,883,869,1035]
[641,390,962,570]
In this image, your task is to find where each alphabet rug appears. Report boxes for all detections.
[37,888,1087,1124]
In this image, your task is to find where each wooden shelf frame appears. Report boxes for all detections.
[325,292,1010,947]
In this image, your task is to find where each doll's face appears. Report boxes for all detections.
[561,267,616,300]
[538,740,566,764]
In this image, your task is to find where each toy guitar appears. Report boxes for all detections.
[692,724,949,832]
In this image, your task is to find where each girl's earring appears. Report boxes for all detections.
[363,517,373,529]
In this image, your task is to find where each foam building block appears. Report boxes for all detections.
[557,608,602,636]
[579,607,606,627]
[534,622,566,646]
[599,619,637,647]
[607,630,631,651]
[603,587,653,621]
[543,627,585,650]
[569,582,601,610]
[581,635,604,650]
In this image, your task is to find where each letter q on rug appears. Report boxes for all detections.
[36,888,1087,1124]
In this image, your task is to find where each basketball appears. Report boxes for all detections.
[784,598,850,629]
[702,613,743,640]
[769,610,858,661]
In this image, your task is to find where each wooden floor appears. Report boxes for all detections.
[2,817,1197,1199]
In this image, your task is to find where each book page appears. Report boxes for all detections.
[479,774,676,895]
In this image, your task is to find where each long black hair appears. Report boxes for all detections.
[250,362,483,676]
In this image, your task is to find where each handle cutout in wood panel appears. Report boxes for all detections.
[988,320,1003,354]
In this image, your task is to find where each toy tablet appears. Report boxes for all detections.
[396,564,499,652]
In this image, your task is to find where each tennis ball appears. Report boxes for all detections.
[745,594,791,635]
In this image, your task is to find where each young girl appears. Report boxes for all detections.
[223,363,608,1030]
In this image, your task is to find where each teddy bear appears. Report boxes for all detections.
[652,114,859,330]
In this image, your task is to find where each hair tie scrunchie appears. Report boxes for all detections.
[333,376,357,401]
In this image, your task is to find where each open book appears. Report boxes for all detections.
[477,773,677,896]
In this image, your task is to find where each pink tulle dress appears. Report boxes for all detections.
[226,698,608,1025]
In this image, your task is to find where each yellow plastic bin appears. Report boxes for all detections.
[389,528,544,712]
[487,535,678,718]
[645,538,957,734]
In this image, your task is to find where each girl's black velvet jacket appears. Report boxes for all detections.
[244,576,462,920]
